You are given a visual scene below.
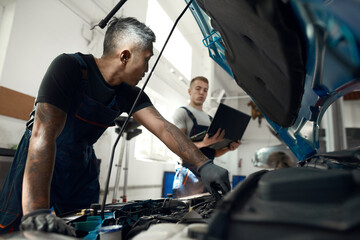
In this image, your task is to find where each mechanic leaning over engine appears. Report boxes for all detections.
[0,17,230,237]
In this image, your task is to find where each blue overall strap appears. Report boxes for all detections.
[181,106,198,125]
[181,106,212,123]
[180,106,216,160]
[70,53,88,80]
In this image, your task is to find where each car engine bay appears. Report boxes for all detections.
[60,194,217,240]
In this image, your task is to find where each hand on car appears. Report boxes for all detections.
[20,209,76,237]
[198,160,231,199]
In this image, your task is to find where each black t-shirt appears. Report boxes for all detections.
[35,53,152,115]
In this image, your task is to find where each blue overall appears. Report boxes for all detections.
[172,107,215,198]
[0,54,120,233]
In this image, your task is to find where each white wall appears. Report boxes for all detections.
[0,0,90,148]
[0,0,89,94]
[321,97,360,152]
[343,99,360,127]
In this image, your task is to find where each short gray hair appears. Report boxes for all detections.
[103,17,156,56]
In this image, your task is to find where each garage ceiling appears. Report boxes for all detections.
[58,0,246,98]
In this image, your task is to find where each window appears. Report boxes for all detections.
[0,1,15,80]
[146,0,192,80]
[134,89,179,163]
[134,0,193,163]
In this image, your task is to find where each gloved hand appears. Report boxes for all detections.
[20,209,76,237]
[197,160,231,199]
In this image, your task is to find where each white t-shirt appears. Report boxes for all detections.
[172,105,212,136]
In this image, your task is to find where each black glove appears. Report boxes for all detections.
[197,160,231,199]
[20,209,76,237]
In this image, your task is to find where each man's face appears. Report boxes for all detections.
[188,79,209,106]
[123,46,153,86]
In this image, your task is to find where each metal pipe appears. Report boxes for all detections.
[112,133,126,203]
[96,0,128,29]
[122,137,130,202]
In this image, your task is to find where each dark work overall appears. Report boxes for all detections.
[0,54,120,233]
[172,107,215,198]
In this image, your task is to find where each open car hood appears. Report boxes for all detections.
[186,0,360,160]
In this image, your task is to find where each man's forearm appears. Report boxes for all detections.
[22,136,56,214]
[215,148,230,157]
[21,103,65,215]
[163,121,208,167]
[135,107,208,168]
[194,141,207,149]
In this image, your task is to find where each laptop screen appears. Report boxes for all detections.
[190,103,251,149]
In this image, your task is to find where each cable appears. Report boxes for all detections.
[101,0,195,219]
[91,0,128,29]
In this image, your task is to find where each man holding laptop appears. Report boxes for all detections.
[172,76,241,197]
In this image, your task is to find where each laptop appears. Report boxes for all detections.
[190,103,251,149]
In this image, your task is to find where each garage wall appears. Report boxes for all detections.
[343,99,360,128]
[0,0,89,95]
[0,0,90,149]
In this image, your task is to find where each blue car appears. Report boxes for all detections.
[185,0,360,239]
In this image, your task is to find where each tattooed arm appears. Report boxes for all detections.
[22,103,66,215]
[133,106,231,197]
[132,106,207,168]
